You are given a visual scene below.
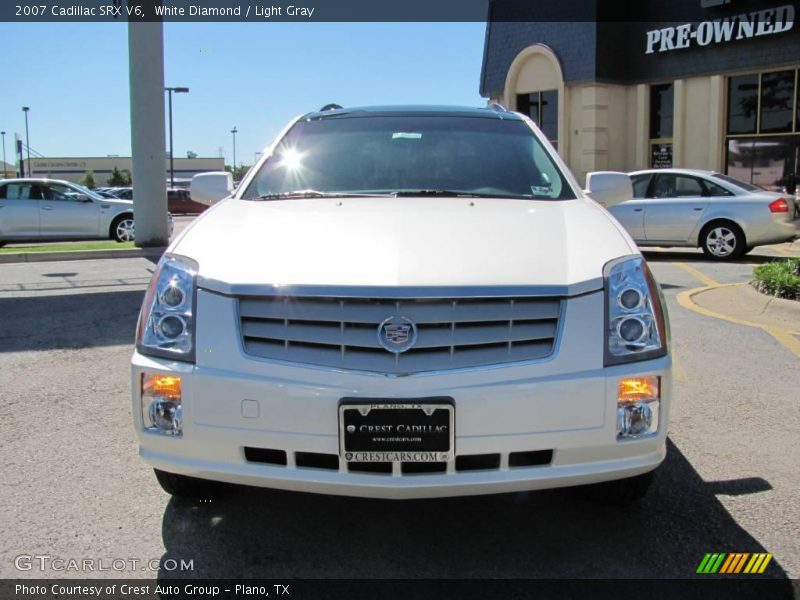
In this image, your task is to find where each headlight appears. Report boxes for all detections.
[604,255,668,366]
[136,254,197,362]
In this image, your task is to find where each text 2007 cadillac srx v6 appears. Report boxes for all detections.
[132,105,671,503]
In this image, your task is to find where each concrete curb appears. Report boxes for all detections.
[0,247,166,264]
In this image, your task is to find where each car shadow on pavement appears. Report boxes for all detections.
[641,250,785,265]
[0,289,143,352]
[155,439,791,586]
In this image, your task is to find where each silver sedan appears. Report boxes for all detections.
[0,178,169,246]
[609,169,799,260]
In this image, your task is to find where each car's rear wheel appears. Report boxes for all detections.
[700,221,745,260]
[111,214,135,243]
[154,469,226,498]
[578,470,655,505]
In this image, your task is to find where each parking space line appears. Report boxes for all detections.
[674,262,718,287]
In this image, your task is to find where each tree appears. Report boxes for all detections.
[225,164,250,181]
[79,170,96,189]
[107,166,132,186]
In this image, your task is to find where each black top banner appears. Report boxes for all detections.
[2,0,795,22]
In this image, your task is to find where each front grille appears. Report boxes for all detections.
[237,294,562,374]
[242,447,554,474]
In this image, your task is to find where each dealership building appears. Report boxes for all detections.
[19,156,224,186]
[481,0,800,189]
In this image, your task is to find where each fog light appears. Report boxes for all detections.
[617,376,659,439]
[141,373,182,436]
[617,402,654,437]
[148,399,182,435]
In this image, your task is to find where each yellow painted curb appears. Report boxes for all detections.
[676,284,800,359]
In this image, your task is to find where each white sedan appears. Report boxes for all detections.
[609,169,799,260]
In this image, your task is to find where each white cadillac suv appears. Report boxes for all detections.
[132,105,671,503]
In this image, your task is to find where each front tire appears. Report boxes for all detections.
[700,221,745,260]
[111,214,135,243]
[154,469,225,498]
[579,470,655,505]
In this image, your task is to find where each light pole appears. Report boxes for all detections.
[231,126,238,179]
[1,131,6,178]
[164,86,189,188]
[22,107,30,177]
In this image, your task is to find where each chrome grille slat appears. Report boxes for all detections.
[239,294,562,373]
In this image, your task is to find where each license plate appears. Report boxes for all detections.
[339,400,454,462]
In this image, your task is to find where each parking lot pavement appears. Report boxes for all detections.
[0,254,797,583]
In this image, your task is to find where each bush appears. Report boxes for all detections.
[752,258,800,301]
[79,170,96,189]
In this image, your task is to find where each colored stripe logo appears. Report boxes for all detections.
[697,553,773,574]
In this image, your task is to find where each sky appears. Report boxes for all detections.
[0,22,486,165]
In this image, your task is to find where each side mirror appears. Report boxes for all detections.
[584,172,633,208]
[190,171,234,206]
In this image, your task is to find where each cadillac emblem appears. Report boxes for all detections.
[377,316,417,353]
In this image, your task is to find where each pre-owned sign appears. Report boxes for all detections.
[645,4,794,54]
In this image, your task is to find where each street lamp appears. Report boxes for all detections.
[22,107,30,177]
[165,87,189,188]
[231,127,238,178]
[1,131,6,178]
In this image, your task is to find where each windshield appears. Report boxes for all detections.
[72,183,104,200]
[711,173,763,193]
[242,115,575,200]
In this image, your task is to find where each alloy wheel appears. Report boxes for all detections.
[706,226,737,257]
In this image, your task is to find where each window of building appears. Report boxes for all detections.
[727,74,759,135]
[650,84,674,139]
[649,83,674,168]
[759,70,795,134]
[726,69,800,191]
[516,90,558,147]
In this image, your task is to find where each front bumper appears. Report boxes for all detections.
[132,289,671,499]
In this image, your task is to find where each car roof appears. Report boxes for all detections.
[302,104,525,121]
[629,168,717,177]
[0,177,76,186]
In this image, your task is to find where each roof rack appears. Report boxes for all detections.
[319,103,343,112]
[488,102,509,113]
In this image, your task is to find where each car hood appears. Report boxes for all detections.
[172,196,636,292]
[98,197,133,206]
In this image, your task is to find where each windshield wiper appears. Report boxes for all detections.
[253,189,391,200]
[392,190,532,199]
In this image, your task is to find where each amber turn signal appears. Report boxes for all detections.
[618,376,660,403]
[142,373,182,401]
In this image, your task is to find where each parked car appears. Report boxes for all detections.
[167,188,208,214]
[94,189,120,199]
[0,178,169,244]
[133,105,671,504]
[609,169,799,260]
[109,187,134,200]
